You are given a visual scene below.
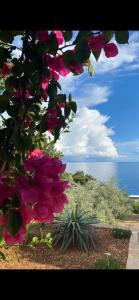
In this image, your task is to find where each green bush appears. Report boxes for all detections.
[72,171,96,185]
[93,257,121,269]
[25,229,53,249]
[54,205,97,253]
[62,174,132,225]
[112,228,132,239]
[132,201,139,214]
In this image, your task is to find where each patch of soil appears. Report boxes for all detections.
[116,214,139,229]
[0,226,129,269]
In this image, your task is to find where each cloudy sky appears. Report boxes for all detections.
[13,31,139,161]
[55,31,139,162]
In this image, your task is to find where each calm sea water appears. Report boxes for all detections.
[66,162,139,195]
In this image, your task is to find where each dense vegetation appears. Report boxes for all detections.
[60,171,132,224]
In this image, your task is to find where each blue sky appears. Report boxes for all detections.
[13,31,139,162]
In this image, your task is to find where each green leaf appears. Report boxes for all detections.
[64,104,71,119]
[55,80,61,91]
[7,210,22,236]
[0,250,6,260]
[5,76,19,92]
[54,127,61,142]
[0,92,9,113]
[63,50,75,67]
[0,31,14,43]
[46,33,59,56]
[103,31,114,43]
[73,31,92,44]
[92,50,101,61]
[115,31,129,44]
[75,39,91,64]
[68,94,72,102]
[56,94,66,103]
[88,60,94,76]
[47,82,57,98]
[11,58,23,77]
[63,31,73,42]
[11,193,20,208]
[0,47,11,67]
[70,101,77,114]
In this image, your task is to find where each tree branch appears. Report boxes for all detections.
[0,40,22,51]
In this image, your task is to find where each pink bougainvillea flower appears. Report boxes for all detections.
[0,151,69,244]
[36,30,49,42]
[69,61,84,74]
[49,69,59,81]
[4,226,27,245]
[53,30,64,45]
[24,115,31,128]
[88,34,105,52]
[0,63,12,77]
[25,89,30,99]
[47,55,70,77]
[103,43,118,58]
[41,77,49,91]
[28,148,44,159]
[12,89,22,98]
[46,108,60,129]
[59,101,65,108]
[47,118,60,129]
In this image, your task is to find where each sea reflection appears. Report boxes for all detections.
[66,162,139,194]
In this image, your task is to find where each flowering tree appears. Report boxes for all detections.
[0,30,129,244]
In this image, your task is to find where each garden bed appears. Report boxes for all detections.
[0,226,130,269]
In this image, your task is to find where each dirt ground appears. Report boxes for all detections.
[0,226,129,269]
[116,214,139,229]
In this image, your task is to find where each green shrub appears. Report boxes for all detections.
[25,229,53,249]
[72,171,96,185]
[54,205,97,253]
[132,201,139,214]
[63,175,132,225]
[93,257,121,269]
[112,228,132,239]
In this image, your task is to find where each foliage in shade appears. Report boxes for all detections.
[93,257,121,269]
[131,201,139,214]
[112,228,132,239]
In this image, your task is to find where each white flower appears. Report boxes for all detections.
[105,252,111,256]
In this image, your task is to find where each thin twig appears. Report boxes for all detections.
[0,40,22,51]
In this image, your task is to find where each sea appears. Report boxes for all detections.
[65,162,139,195]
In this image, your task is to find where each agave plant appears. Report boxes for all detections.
[54,205,97,253]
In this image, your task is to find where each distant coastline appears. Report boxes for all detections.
[65,161,139,195]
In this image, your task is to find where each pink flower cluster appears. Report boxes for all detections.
[12,89,30,100]
[46,54,83,78]
[0,149,69,244]
[0,62,13,78]
[36,30,64,45]
[88,34,118,57]
[46,108,60,130]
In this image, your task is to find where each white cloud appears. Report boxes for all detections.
[59,73,78,94]
[56,107,118,158]
[76,84,112,107]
